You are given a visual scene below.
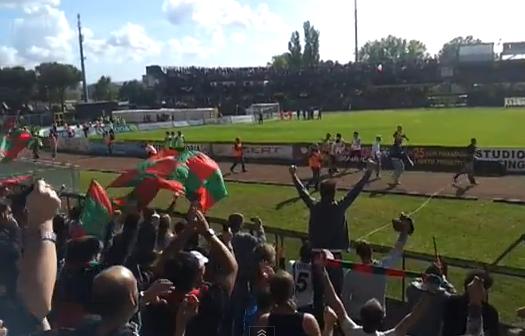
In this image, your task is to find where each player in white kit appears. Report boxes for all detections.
[348,131,363,170]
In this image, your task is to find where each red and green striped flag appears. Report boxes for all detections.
[108,149,227,211]
[0,129,32,163]
[171,149,228,211]
[80,180,114,239]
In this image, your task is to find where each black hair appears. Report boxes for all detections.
[163,252,200,292]
[355,240,372,261]
[228,213,244,233]
[299,240,312,263]
[65,236,102,264]
[320,179,336,201]
[0,239,20,298]
[360,299,384,333]
[464,269,493,291]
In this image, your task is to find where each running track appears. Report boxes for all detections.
[33,152,525,201]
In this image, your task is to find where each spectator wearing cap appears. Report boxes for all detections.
[256,270,321,336]
[405,264,456,336]
[226,213,266,336]
[142,207,237,336]
[442,270,500,336]
[341,215,411,322]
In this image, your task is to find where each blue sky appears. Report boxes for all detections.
[1,0,524,83]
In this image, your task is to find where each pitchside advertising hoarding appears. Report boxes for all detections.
[212,143,293,160]
[55,137,525,174]
[478,148,525,173]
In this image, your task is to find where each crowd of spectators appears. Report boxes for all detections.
[0,171,524,336]
[148,59,525,113]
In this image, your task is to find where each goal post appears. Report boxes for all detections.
[246,103,280,120]
[504,97,525,107]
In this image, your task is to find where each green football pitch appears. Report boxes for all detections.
[115,107,525,147]
[80,171,525,324]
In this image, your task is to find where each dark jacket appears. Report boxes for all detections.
[293,171,371,250]
[442,294,499,336]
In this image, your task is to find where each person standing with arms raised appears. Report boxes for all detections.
[289,161,374,326]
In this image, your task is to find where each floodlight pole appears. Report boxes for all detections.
[354,0,359,63]
[77,14,88,102]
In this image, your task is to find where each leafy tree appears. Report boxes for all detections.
[268,53,290,70]
[36,62,81,111]
[302,21,320,67]
[92,76,117,101]
[0,66,36,109]
[358,35,428,64]
[439,35,482,63]
[287,31,302,69]
[119,80,155,106]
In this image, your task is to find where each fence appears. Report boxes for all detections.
[1,159,80,193]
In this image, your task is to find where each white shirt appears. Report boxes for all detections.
[332,140,346,155]
[341,316,396,336]
[351,137,362,150]
[287,260,313,308]
[372,142,381,156]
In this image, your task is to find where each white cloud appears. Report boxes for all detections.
[231,32,246,45]
[0,46,19,66]
[0,0,74,67]
[84,23,163,63]
[0,0,60,11]
[162,0,287,33]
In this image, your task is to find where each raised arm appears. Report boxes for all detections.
[194,209,238,295]
[380,230,409,268]
[339,167,372,209]
[290,165,315,208]
[393,293,430,336]
[252,216,267,243]
[322,267,357,328]
[17,180,61,320]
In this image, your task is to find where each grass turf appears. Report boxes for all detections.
[79,171,525,325]
[114,108,525,147]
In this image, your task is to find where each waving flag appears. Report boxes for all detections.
[108,149,227,210]
[326,259,420,278]
[80,180,114,239]
[0,129,32,163]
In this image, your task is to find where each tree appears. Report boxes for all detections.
[0,66,36,109]
[439,36,482,63]
[92,76,117,101]
[268,53,290,70]
[119,80,155,106]
[287,31,302,69]
[358,35,428,64]
[302,21,320,67]
[36,62,81,111]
